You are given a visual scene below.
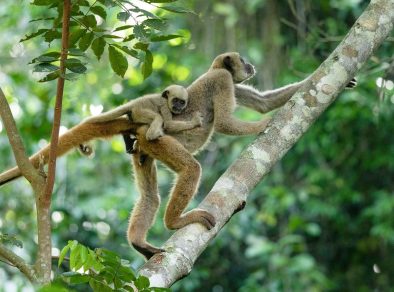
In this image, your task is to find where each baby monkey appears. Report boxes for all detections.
[83,85,203,141]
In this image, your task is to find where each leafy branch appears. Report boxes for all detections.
[21,0,192,80]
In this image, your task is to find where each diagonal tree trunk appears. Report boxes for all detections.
[139,0,394,287]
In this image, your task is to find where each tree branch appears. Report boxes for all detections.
[34,0,72,284]
[0,244,36,283]
[43,0,71,204]
[0,87,43,189]
[139,0,394,287]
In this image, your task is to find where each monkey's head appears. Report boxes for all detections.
[210,52,256,83]
[162,85,189,114]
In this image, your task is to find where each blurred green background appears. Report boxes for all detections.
[0,0,394,291]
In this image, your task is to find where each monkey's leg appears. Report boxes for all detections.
[0,118,137,186]
[136,132,216,230]
[127,152,164,259]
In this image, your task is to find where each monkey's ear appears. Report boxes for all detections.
[162,90,169,99]
[223,55,232,72]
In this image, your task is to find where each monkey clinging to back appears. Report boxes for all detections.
[83,84,203,141]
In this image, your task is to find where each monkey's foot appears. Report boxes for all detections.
[166,209,216,230]
[131,242,165,260]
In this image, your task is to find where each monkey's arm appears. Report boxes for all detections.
[212,74,271,136]
[234,79,309,113]
[158,105,201,133]
[83,102,133,124]
[235,77,357,113]
[162,110,202,133]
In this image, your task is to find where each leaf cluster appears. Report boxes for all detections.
[56,240,169,291]
[22,0,192,80]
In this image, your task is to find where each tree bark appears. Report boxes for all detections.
[138,0,394,287]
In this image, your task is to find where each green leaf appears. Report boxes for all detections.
[97,248,121,265]
[133,25,148,42]
[102,34,122,39]
[29,17,54,23]
[134,42,149,51]
[108,46,128,78]
[61,272,90,284]
[69,29,87,47]
[77,0,90,6]
[64,73,80,81]
[57,245,70,267]
[142,19,167,31]
[123,34,135,42]
[117,266,136,282]
[160,5,195,14]
[141,50,153,80]
[70,243,82,269]
[80,15,97,28]
[151,34,181,42]
[33,63,59,73]
[30,52,60,64]
[79,32,94,51]
[135,275,150,290]
[89,249,104,272]
[99,266,116,282]
[130,8,158,19]
[89,278,112,292]
[113,44,138,58]
[117,12,130,22]
[20,29,49,42]
[91,37,106,60]
[83,252,94,272]
[114,25,133,32]
[98,0,116,7]
[31,0,59,6]
[65,58,87,74]
[69,240,78,250]
[38,71,60,82]
[145,0,178,2]
[44,30,62,43]
[91,6,107,19]
[68,48,86,56]
[80,246,88,263]
[114,277,122,289]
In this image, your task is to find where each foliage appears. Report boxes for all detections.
[22,0,191,80]
[0,0,393,291]
[41,240,169,291]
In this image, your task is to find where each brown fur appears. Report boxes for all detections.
[84,85,201,141]
[0,52,315,258]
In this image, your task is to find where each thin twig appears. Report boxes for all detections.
[43,0,72,204]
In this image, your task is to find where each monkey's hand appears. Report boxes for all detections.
[258,117,272,133]
[192,111,203,127]
[146,127,164,141]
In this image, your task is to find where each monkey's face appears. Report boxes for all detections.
[211,52,256,83]
[162,85,189,114]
